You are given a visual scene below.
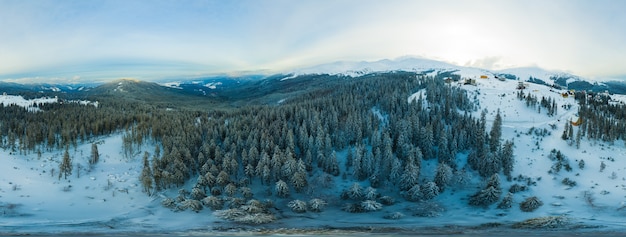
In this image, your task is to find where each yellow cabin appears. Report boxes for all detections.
[480,75,489,79]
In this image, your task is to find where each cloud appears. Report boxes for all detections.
[464,57,514,70]
[1,1,626,81]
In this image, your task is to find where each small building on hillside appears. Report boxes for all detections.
[464,78,477,86]
[517,81,527,90]
[480,75,489,79]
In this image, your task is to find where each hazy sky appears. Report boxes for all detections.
[1,0,625,83]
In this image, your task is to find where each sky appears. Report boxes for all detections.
[1,0,625,83]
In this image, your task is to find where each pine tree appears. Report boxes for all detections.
[520,196,543,212]
[469,174,502,207]
[479,152,500,178]
[497,192,513,209]
[59,147,72,180]
[291,159,308,193]
[346,182,364,200]
[275,180,290,198]
[421,181,440,200]
[562,121,570,140]
[140,151,153,195]
[500,140,514,180]
[400,159,420,191]
[405,184,422,201]
[567,122,574,142]
[489,110,502,152]
[434,163,453,192]
[437,132,451,165]
[90,143,99,166]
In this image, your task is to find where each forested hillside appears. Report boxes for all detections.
[2,72,626,227]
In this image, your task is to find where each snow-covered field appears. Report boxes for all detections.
[2,75,626,235]
[0,134,210,235]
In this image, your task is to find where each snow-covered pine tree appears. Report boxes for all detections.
[347,182,364,200]
[308,198,327,212]
[224,183,237,197]
[520,196,543,212]
[434,162,453,192]
[216,170,230,187]
[400,159,420,191]
[437,132,451,165]
[190,187,206,200]
[497,192,513,209]
[288,199,307,213]
[479,152,501,178]
[352,148,363,180]
[360,200,383,212]
[405,184,421,201]
[275,180,290,198]
[365,187,378,200]
[291,159,308,193]
[202,196,224,210]
[420,126,434,159]
[389,157,402,183]
[421,181,440,200]
[469,174,502,207]
[469,186,501,207]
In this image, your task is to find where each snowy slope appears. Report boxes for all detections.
[449,77,626,228]
[0,134,209,234]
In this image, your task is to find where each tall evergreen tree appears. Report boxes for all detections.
[489,110,502,152]
[90,143,99,166]
[140,152,153,195]
[434,163,453,192]
[500,140,514,180]
[59,147,72,180]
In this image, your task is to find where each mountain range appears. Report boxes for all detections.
[2,57,626,97]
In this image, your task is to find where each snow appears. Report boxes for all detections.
[0,94,98,111]
[204,82,222,89]
[3,72,626,234]
[442,76,626,229]
[0,134,210,234]
[160,81,183,89]
[0,94,58,112]
[287,57,593,88]
[290,57,470,77]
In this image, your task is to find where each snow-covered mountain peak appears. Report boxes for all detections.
[290,57,464,77]
[288,57,584,84]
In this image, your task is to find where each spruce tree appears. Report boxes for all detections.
[434,163,453,192]
[500,140,514,180]
[140,151,153,195]
[489,110,502,152]
[90,143,99,166]
[400,159,420,191]
[59,147,72,180]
